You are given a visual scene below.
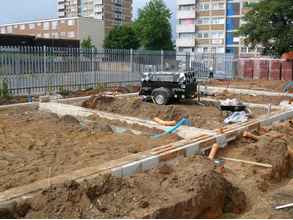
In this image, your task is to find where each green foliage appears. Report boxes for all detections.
[58,86,71,97]
[0,80,9,98]
[133,0,174,50]
[238,0,293,57]
[81,37,95,49]
[95,83,106,93]
[104,25,140,49]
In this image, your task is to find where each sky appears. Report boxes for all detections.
[0,0,176,37]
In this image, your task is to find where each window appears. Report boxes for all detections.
[212,2,225,10]
[178,4,195,11]
[197,17,210,25]
[6,26,12,33]
[67,19,75,26]
[43,22,50,30]
[29,23,35,29]
[211,31,224,39]
[179,19,195,25]
[52,32,59,38]
[179,33,194,39]
[197,32,209,38]
[199,3,209,11]
[43,33,50,38]
[0,28,6,34]
[67,31,75,38]
[211,17,224,24]
[20,24,26,30]
[51,21,58,30]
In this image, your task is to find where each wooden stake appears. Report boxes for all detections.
[208,143,220,160]
[243,131,259,141]
[221,157,272,168]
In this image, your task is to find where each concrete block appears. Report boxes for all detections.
[111,167,123,177]
[216,135,227,148]
[121,161,142,177]
[141,156,159,171]
[184,143,200,157]
[39,96,50,103]
[260,118,273,127]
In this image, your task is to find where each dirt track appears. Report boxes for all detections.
[0,107,177,192]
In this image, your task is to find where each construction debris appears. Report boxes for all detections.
[153,117,177,126]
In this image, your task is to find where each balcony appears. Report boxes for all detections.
[176,38,196,47]
[177,10,196,19]
[176,24,195,33]
[177,0,196,5]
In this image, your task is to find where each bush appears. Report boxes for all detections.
[0,80,9,98]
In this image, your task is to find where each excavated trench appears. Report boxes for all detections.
[0,157,247,219]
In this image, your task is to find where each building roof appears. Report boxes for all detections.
[0,16,103,27]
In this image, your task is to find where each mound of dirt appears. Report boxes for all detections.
[84,97,224,130]
[82,95,115,109]
[255,131,290,181]
[59,115,80,125]
[4,157,246,219]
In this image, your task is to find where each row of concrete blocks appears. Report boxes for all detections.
[203,86,293,98]
[110,110,292,178]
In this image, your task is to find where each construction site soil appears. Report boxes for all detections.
[82,95,270,130]
[218,121,293,218]
[63,85,140,98]
[209,90,290,105]
[206,80,289,92]
[0,107,177,192]
[0,96,31,106]
[3,157,247,219]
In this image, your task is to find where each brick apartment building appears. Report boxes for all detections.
[57,0,133,33]
[176,0,261,57]
[0,17,104,48]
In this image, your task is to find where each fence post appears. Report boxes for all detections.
[130,48,133,73]
[161,50,164,71]
[43,46,48,94]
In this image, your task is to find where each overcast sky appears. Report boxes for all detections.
[0,0,176,37]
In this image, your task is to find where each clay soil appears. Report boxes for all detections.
[84,96,226,130]
[62,85,140,99]
[6,157,247,219]
[0,96,31,106]
[0,107,178,192]
[209,90,290,105]
[206,80,289,93]
[83,96,270,130]
[218,121,293,218]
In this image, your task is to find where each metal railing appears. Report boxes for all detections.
[0,46,234,96]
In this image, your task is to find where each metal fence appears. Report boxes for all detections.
[0,46,234,96]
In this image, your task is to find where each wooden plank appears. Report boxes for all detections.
[221,157,273,168]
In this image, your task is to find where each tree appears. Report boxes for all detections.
[104,25,140,49]
[239,0,293,57]
[134,0,174,51]
[81,37,95,49]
